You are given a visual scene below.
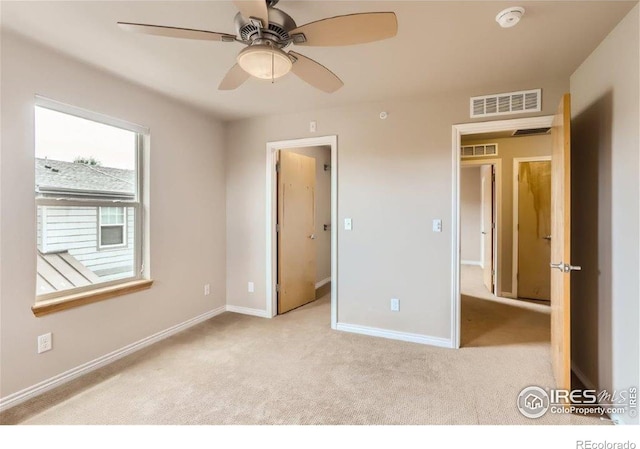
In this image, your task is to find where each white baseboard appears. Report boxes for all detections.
[461,260,482,267]
[315,277,331,289]
[0,305,226,413]
[336,322,452,348]
[570,364,639,425]
[225,305,270,318]
[571,362,596,391]
[609,412,637,425]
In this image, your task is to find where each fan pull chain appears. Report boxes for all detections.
[271,50,275,84]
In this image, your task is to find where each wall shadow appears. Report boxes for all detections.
[570,90,613,391]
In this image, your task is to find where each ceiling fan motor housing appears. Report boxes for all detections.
[234,8,297,48]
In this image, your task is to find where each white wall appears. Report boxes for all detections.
[225,79,569,341]
[570,5,639,425]
[460,166,481,264]
[285,146,332,285]
[0,32,226,399]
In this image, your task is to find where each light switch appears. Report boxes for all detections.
[309,121,317,133]
[433,219,442,232]
[344,218,352,231]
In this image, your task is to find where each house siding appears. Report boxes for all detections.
[38,205,135,281]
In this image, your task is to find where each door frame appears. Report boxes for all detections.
[266,135,338,329]
[460,159,501,296]
[451,116,553,348]
[512,156,552,299]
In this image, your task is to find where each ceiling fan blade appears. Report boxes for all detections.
[290,12,397,47]
[234,0,269,28]
[289,51,343,93]
[117,22,236,42]
[218,64,251,90]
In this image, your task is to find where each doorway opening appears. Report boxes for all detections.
[451,116,554,348]
[266,136,338,329]
[460,161,499,296]
[512,156,552,302]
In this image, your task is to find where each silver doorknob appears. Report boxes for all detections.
[551,262,582,272]
[481,231,487,235]
[550,262,565,271]
[309,234,316,240]
[564,264,582,272]
[544,235,552,240]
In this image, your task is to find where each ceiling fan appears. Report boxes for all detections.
[117,0,397,93]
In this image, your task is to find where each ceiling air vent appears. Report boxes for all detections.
[512,127,551,136]
[470,89,541,118]
[461,143,498,158]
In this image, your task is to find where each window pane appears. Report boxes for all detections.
[36,205,135,297]
[35,106,136,200]
[100,206,125,225]
[101,226,124,246]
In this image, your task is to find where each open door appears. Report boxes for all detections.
[550,94,579,391]
[518,160,552,300]
[277,151,317,314]
[481,165,494,293]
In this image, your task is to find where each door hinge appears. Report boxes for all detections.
[276,284,280,292]
[276,223,280,233]
[275,163,280,173]
[491,222,496,229]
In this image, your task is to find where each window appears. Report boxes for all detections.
[99,207,127,248]
[34,97,149,307]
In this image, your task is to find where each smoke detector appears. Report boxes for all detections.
[496,7,525,28]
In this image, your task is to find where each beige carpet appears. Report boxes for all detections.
[1,267,606,425]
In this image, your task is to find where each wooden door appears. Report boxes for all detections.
[551,94,576,391]
[481,165,494,292]
[277,151,317,314]
[518,160,552,300]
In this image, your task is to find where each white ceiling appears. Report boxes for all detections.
[1,1,636,121]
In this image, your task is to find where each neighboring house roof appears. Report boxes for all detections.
[37,250,100,295]
[36,157,135,199]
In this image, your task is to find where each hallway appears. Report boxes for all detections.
[461,265,550,347]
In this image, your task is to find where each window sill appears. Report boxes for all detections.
[32,279,153,317]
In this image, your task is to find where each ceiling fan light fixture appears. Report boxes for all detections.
[237,44,292,80]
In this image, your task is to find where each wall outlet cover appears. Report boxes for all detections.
[38,333,52,353]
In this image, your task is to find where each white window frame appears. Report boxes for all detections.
[35,96,148,302]
[98,206,128,249]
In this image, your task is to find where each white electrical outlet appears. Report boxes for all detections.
[204,284,211,296]
[248,282,254,293]
[390,298,400,312]
[432,219,442,232]
[344,218,352,231]
[37,333,52,353]
[309,120,317,133]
